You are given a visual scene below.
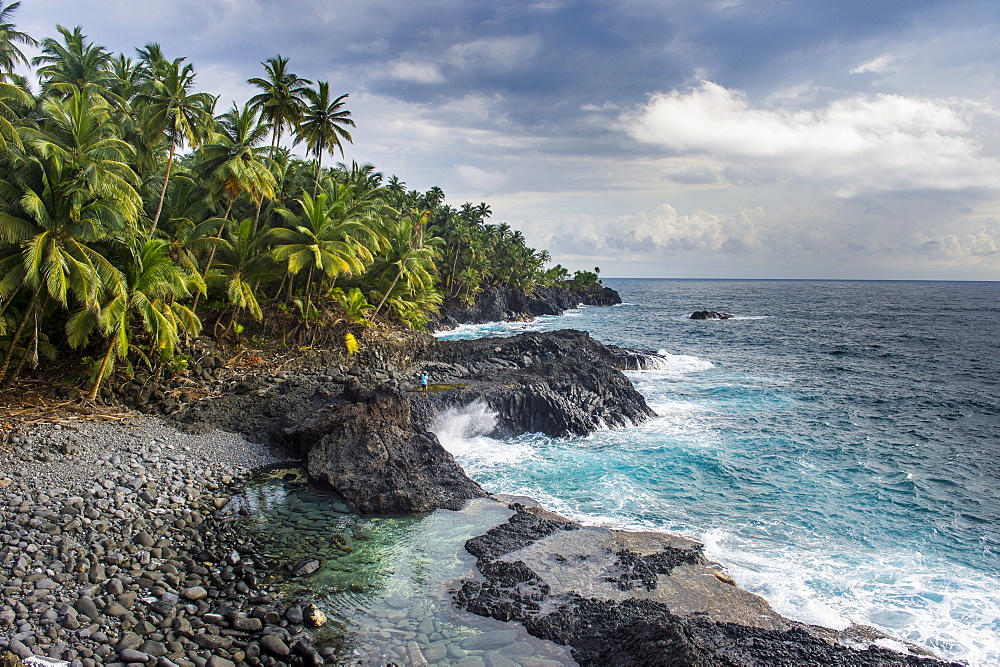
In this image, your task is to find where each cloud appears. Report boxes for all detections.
[454,164,509,193]
[387,60,446,84]
[446,36,542,71]
[623,81,1000,196]
[851,55,898,75]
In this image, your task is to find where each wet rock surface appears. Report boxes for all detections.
[0,417,334,667]
[411,329,657,437]
[689,310,734,320]
[454,501,959,667]
[291,386,489,513]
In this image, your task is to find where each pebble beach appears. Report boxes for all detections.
[0,414,335,667]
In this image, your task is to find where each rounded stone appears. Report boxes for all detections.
[181,586,208,601]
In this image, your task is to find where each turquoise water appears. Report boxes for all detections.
[233,474,575,664]
[435,279,1000,665]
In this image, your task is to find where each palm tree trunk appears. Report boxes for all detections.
[372,264,404,319]
[149,144,176,238]
[270,123,281,159]
[192,209,230,311]
[312,151,324,198]
[193,235,222,312]
[85,335,117,402]
[303,264,314,329]
[0,283,41,386]
[4,306,41,389]
[449,242,462,297]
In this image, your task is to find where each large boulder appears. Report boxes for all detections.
[293,387,488,513]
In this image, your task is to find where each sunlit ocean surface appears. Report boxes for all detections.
[435,279,1000,665]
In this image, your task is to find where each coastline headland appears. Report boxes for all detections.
[0,288,956,666]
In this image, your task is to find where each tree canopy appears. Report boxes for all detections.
[0,9,603,398]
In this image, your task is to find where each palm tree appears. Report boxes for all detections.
[76,237,201,402]
[136,58,215,236]
[0,92,139,385]
[295,81,355,195]
[0,77,30,153]
[196,102,275,220]
[191,103,275,308]
[271,190,384,307]
[369,210,440,321]
[0,1,36,80]
[32,25,114,98]
[247,55,311,157]
[214,218,275,325]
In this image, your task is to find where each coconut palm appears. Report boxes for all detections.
[0,1,35,80]
[32,25,114,98]
[136,58,215,236]
[368,210,440,321]
[247,55,311,158]
[271,189,384,307]
[295,81,355,195]
[190,103,275,307]
[0,77,30,152]
[196,102,275,220]
[214,218,275,325]
[0,92,140,385]
[75,236,201,402]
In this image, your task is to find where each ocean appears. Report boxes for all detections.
[434,278,1000,665]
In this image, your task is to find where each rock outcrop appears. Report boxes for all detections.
[287,385,488,514]
[432,285,622,331]
[410,329,657,437]
[455,501,957,667]
[174,329,655,512]
[690,310,734,320]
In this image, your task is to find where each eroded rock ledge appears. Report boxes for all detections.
[455,501,958,667]
[410,329,657,437]
[174,329,654,514]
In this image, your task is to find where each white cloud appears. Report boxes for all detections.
[623,81,1000,197]
[851,55,898,75]
[387,60,446,84]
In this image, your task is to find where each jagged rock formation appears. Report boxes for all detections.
[173,329,655,512]
[287,385,488,513]
[410,329,657,437]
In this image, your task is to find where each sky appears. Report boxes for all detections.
[13,0,1000,279]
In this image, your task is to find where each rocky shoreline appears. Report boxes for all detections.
[429,284,622,332]
[454,500,955,666]
[1,293,960,666]
[0,417,334,667]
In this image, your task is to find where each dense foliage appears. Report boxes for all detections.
[0,3,601,397]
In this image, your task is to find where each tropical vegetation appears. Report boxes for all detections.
[0,4,603,398]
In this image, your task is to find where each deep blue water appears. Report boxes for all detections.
[435,279,1000,665]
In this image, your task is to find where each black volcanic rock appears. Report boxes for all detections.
[174,330,656,513]
[410,330,656,438]
[455,503,957,667]
[287,387,488,513]
[690,310,734,320]
[432,285,622,330]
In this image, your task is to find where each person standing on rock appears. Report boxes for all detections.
[420,372,429,392]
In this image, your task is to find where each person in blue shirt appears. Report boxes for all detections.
[420,373,428,392]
